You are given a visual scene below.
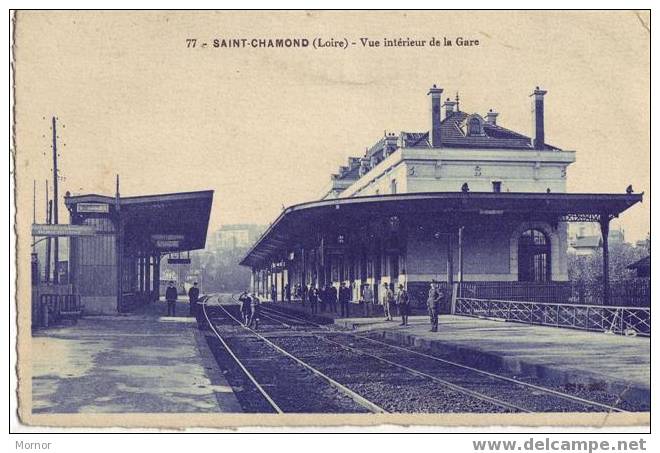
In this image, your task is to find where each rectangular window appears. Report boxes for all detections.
[492,181,502,193]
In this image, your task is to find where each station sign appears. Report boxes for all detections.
[155,239,180,248]
[151,234,185,241]
[479,209,504,215]
[32,224,97,237]
[168,258,191,264]
[77,203,110,213]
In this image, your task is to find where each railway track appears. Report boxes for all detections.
[201,294,634,413]
[257,304,633,414]
[201,298,382,413]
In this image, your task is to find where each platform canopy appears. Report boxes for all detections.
[240,191,642,267]
[65,190,214,253]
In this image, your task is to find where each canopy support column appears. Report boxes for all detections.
[446,232,454,300]
[456,225,464,313]
[145,254,151,303]
[152,254,160,301]
[600,214,611,306]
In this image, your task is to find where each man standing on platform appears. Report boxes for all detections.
[309,285,319,314]
[427,279,444,332]
[188,282,200,316]
[362,283,374,317]
[339,281,351,318]
[165,281,178,317]
[328,283,338,314]
[382,282,394,321]
[396,283,410,326]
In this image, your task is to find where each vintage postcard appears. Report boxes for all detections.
[12,10,650,430]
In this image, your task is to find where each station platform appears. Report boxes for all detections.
[31,300,241,413]
[265,301,650,406]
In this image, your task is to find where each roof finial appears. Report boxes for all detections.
[455,92,460,112]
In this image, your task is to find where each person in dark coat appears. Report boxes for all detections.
[308,286,319,314]
[339,282,352,317]
[238,291,252,326]
[396,283,410,326]
[165,281,178,317]
[188,282,200,316]
[327,284,338,314]
[248,293,261,329]
[427,280,444,332]
[362,283,374,317]
[270,285,277,302]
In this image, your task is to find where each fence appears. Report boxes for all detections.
[32,294,83,328]
[403,280,650,307]
[455,297,650,337]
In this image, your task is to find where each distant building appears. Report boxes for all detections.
[568,223,625,255]
[212,224,264,250]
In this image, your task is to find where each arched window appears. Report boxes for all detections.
[390,179,397,194]
[518,229,550,282]
[468,117,482,135]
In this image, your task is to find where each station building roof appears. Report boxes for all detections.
[65,190,214,253]
[240,192,642,268]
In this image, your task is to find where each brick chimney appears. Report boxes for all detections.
[428,84,444,147]
[443,98,457,119]
[531,86,547,150]
[485,109,498,125]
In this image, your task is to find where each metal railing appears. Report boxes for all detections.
[455,297,650,337]
[33,294,83,328]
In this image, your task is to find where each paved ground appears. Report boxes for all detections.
[31,300,242,413]
[269,301,650,404]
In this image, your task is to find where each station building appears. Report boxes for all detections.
[64,190,213,314]
[241,86,642,308]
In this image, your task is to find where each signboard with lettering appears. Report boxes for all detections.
[151,234,185,241]
[77,203,110,213]
[168,258,191,264]
[32,224,97,237]
[155,240,180,248]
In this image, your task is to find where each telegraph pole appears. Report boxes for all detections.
[45,181,51,284]
[52,116,60,284]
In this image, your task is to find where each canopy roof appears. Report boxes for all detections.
[240,191,642,267]
[65,190,214,253]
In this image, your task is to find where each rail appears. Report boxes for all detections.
[454,297,650,337]
[260,304,629,413]
[200,296,284,413]
[203,296,386,413]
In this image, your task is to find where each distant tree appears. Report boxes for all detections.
[568,242,647,284]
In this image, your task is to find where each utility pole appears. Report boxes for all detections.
[52,116,60,284]
[45,192,52,284]
[116,174,123,310]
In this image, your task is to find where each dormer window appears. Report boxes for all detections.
[468,117,482,136]
[465,113,485,136]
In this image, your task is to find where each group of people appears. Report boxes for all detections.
[238,291,261,329]
[283,279,446,331]
[164,281,200,317]
[300,282,353,317]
